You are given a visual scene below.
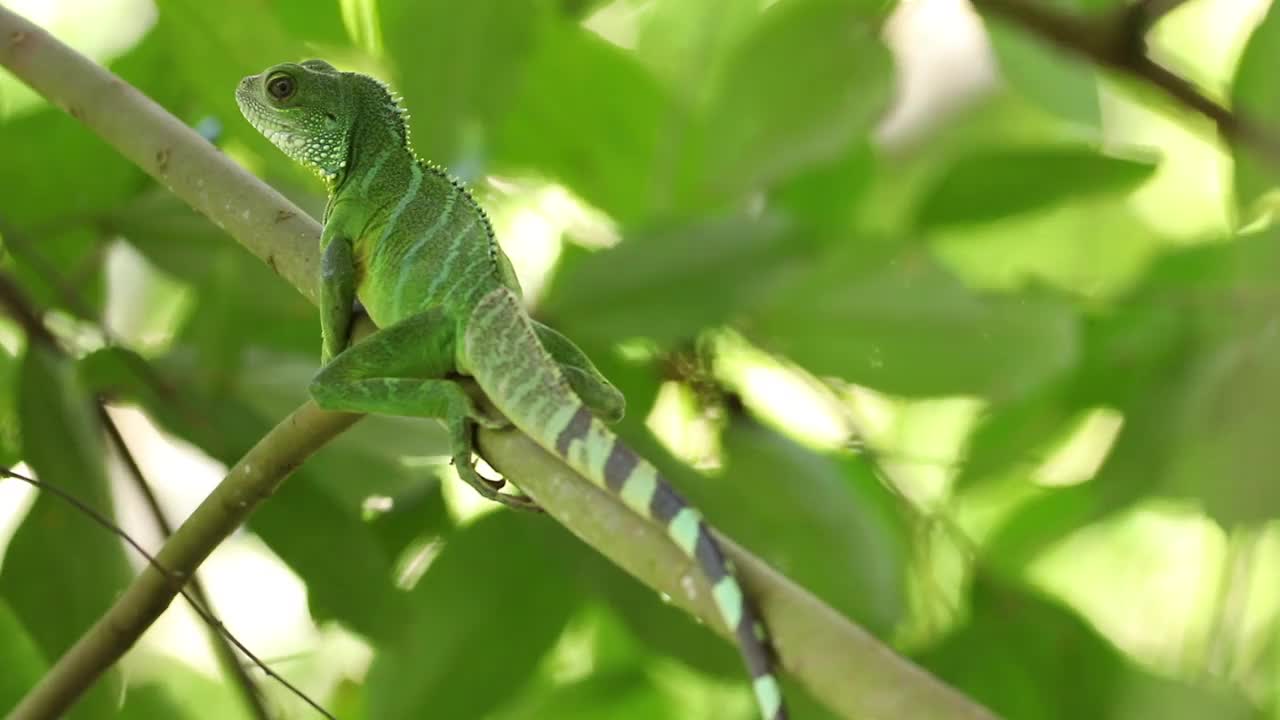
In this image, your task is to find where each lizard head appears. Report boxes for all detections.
[236,59,353,180]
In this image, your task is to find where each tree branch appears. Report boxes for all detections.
[0,6,996,720]
[970,0,1280,170]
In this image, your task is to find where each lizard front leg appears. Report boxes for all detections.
[319,230,356,365]
[309,307,538,511]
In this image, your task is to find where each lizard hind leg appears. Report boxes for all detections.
[308,307,538,511]
[532,320,625,423]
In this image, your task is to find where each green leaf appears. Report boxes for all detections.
[382,0,547,167]
[709,415,909,634]
[930,197,1164,300]
[543,214,798,346]
[1158,329,1280,526]
[3,226,106,322]
[919,576,1257,720]
[631,0,761,103]
[249,477,411,642]
[0,344,133,719]
[770,140,875,232]
[0,109,143,229]
[0,598,46,713]
[954,382,1088,491]
[1087,234,1280,526]
[153,1,302,131]
[985,22,1100,128]
[694,0,893,201]
[915,146,1156,229]
[365,512,582,719]
[272,0,349,45]
[915,576,1129,720]
[108,190,232,283]
[752,245,1079,399]
[495,19,681,222]
[1230,0,1280,215]
[858,92,1093,235]
[174,244,317,364]
[983,483,1112,574]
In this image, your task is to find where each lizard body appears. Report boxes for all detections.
[236,60,786,720]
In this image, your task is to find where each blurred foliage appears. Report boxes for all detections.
[2,0,1280,718]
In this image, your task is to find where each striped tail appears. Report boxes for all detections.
[463,287,787,720]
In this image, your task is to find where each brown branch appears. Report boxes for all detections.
[970,0,1280,169]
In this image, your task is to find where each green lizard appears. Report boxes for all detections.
[236,60,787,720]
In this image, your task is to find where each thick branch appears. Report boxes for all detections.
[0,7,995,720]
[970,0,1280,169]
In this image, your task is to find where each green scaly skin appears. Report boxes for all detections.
[236,60,786,720]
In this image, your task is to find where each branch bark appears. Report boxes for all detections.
[0,6,996,720]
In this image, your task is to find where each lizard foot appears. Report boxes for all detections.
[453,455,541,512]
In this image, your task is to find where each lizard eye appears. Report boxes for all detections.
[266,73,296,101]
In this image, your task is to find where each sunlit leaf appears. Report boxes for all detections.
[543,213,799,346]
[752,245,1079,399]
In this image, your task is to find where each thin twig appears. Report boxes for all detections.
[970,0,1280,170]
[100,412,276,720]
[0,467,333,720]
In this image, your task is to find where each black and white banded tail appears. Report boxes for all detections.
[464,287,787,720]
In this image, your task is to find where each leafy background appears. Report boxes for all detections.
[1,0,1280,718]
